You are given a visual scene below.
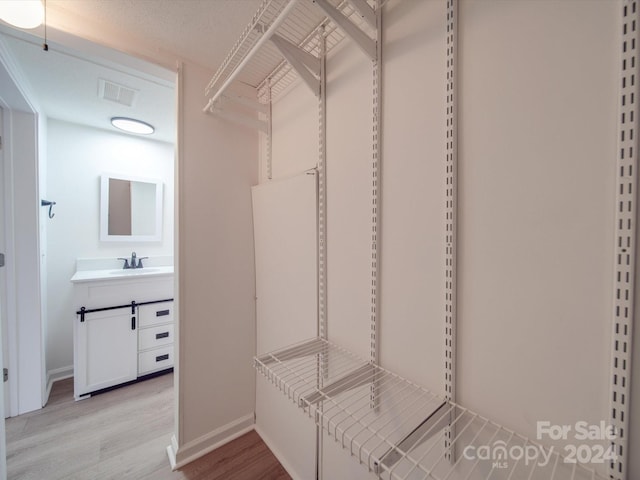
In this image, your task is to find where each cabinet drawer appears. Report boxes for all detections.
[138,301,173,328]
[139,324,174,351]
[138,346,173,375]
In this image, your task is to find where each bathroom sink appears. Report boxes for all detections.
[71,265,173,282]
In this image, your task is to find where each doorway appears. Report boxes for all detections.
[0,23,176,474]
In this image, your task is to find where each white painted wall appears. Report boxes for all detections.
[46,119,174,379]
[457,0,616,456]
[259,0,626,478]
[172,61,257,464]
[324,35,375,362]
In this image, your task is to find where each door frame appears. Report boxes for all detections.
[0,37,46,418]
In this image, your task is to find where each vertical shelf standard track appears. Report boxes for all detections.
[318,27,328,342]
[370,0,382,367]
[444,0,458,462]
[609,1,639,479]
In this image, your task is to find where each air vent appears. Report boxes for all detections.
[98,78,137,107]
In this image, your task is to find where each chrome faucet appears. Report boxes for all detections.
[117,252,148,269]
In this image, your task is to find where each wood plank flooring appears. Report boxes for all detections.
[5,374,290,480]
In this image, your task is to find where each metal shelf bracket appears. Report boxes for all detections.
[347,0,376,30]
[312,0,376,61]
[303,363,374,406]
[269,33,321,96]
[374,401,450,474]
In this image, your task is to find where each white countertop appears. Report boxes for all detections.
[70,265,174,283]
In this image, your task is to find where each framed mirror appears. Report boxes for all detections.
[100,173,163,242]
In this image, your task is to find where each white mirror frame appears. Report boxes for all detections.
[100,173,163,242]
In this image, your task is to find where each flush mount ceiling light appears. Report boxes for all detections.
[0,0,44,29]
[110,117,155,135]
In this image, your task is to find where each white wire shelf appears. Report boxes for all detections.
[255,338,610,480]
[205,0,375,109]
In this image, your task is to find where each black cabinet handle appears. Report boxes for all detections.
[156,332,170,339]
[156,309,170,317]
[131,316,136,330]
[156,354,169,362]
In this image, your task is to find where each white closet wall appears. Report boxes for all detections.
[174,63,258,464]
[379,0,447,394]
[270,87,318,180]
[457,0,616,444]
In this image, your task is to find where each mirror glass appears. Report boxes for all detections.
[100,174,163,242]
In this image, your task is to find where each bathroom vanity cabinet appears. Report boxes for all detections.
[71,266,174,400]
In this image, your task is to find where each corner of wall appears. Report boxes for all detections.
[171,413,254,469]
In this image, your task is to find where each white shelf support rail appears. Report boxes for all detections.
[609,1,639,479]
[266,79,273,179]
[312,0,377,61]
[369,0,382,369]
[255,338,611,480]
[444,0,458,464]
[269,33,321,96]
[318,28,328,341]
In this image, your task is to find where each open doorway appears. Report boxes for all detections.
[0,21,176,474]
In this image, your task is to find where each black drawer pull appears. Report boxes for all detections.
[156,332,170,340]
[156,309,170,317]
[131,317,136,330]
[156,354,169,362]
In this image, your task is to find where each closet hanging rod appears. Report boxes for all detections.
[203,0,299,113]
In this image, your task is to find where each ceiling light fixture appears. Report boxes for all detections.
[0,0,44,29]
[110,117,155,135]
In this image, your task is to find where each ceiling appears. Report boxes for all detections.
[0,0,264,143]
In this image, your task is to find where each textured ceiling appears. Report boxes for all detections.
[46,0,264,70]
[0,0,264,143]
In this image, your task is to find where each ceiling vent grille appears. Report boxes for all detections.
[98,78,137,107]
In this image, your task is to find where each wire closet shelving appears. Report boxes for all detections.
[255,338,610,480]
[205,1,621,479]
[203,0,374,111]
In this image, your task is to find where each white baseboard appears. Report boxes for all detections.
[45,365,73,404]
[167,413,255,470]
[166,435,179,470]
[254,425,301,480]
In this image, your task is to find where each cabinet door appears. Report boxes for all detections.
[75,307,138,397]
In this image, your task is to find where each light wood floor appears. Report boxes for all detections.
[5,374,290,480]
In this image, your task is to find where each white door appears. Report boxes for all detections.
[75,306,138,398]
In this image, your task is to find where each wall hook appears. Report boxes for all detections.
[41,199,56,219]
